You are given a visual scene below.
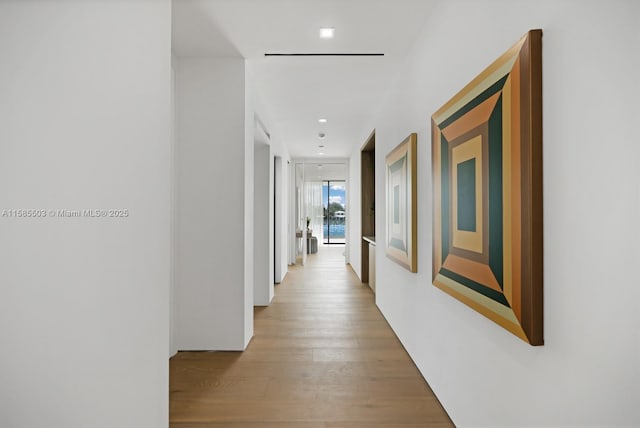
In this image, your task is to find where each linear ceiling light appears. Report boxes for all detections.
[264,53,384,57]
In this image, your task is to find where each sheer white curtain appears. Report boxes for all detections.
[304,180,324,243]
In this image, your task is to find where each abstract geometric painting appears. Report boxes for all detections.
[386,133,417,272]
[431,30,543,345]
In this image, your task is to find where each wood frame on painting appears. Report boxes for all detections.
[431,30,543,345]
[385,133,417,272]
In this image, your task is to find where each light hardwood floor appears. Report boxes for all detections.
[170,245,454,427]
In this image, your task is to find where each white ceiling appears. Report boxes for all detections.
[303,162,347,182]
[172,0,435,159]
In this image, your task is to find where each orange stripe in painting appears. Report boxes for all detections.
[502,74,513,307]
[441,92,501,142]
[432,121,442,279]
[442,254,502,292]
[511,55,522,321]
[433,279,529,343]
[451,136,483,254]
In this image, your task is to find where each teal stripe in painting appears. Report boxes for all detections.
[457,158,476,232]
[439,268,509,306]
[389,154,408,254]
[441,136,450,259]
[438,75,509,129]
[390,156,405,173]
[488,96,504,288]
[393,185,400,224]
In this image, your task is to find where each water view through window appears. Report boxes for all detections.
[322,181,346,244]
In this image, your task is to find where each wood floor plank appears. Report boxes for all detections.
[170,245,453,427]
[312,347,412,363]
[171,376,270,399]
[327,424,454,428]
[171,398,448,423]
[171,423,326,428]
[263,377,431,399]
[247,336,360,349]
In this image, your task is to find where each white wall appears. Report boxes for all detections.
[170,60,178,357]
[253,143,274,305]
[246,62,291,282]
[352,0,640,426]
[0,2,171,427]
[243,66,255,345]
[174,57,251,350]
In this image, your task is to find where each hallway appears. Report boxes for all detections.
[169,246,453,427]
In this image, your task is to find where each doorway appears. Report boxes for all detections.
[253,117,274,305]
[290,161,348,265]
[322,180,346,245]
[274,156,285,283]
[360,130,375,283]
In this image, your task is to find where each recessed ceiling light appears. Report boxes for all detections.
[318,152,325,156]
[318,132,326,139]
[320,28,335,39]
[318,118,327,123]
[318,145,325,148]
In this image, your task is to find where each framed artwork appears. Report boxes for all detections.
[431,30,543,345]
[386,133,417,272]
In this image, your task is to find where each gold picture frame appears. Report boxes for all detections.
[431,30,543,345]
[385,133,417,272]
